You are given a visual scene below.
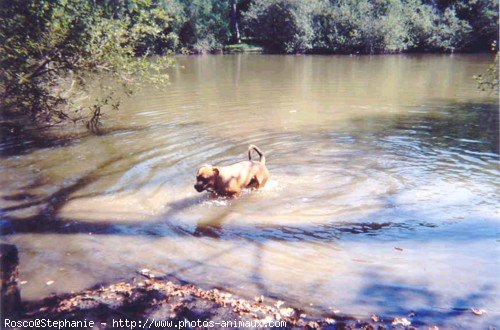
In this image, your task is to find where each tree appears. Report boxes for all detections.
[177,0,231,53]
[230,0,241,44]
[0,0,175,132]
[244,0,317,53]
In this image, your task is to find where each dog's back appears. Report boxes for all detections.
[195,145,269,197]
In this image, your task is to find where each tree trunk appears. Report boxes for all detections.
[230,0,241,44]
[1,244,21,317]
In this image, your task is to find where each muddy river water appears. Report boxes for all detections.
[1,54,498,328]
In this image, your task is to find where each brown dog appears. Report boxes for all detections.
[194,145,270,197]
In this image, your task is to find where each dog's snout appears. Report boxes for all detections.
[194,184,203,192]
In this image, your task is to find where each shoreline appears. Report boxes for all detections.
[189,42,497,56]
[2,244,492,330]
[5,269,411,330]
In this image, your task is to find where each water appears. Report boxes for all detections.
[1,54,499,328]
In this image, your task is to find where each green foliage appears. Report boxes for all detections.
[453,0,498,51]
[242,0,495,54]
[0,0,175,130]
[0,0,497,133]
[244,0,317,53]
[177,0,231,53]
[474,44,499,94]
[312,0,404,54]
[223,42,263,53]
[427,7,472,51]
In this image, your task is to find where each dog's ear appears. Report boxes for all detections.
[212,167,219,176]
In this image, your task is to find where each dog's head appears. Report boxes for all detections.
[194,165,219,192]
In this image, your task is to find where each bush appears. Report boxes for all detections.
[244,0,318,53]
[454,0,498,51]
[170,0,496,54]
[402,0,471,52]
[312,0,390,54]
[474,44,499,93]
[192,34,223,53]
[427,7,472,51]
[311,0,473,54]
[177,0,231,52]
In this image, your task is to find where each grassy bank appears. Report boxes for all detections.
[223,42,264,53]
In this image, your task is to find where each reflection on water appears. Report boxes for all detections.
[1,54,499,327]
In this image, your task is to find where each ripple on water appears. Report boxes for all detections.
[1,55,498,328]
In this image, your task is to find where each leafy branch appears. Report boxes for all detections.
[0,0,175,132]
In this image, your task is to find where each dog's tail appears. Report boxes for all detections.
[248,145,265,165]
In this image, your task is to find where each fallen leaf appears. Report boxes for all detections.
[20,281,28,285]
[139,269,156,279]
[392,317,411,326]
[279,307,295,317]
[46,280,54,286]
[371,314,379,322]
[307,321,320,329]
[471,308,485,316]
[325,318,336,324]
